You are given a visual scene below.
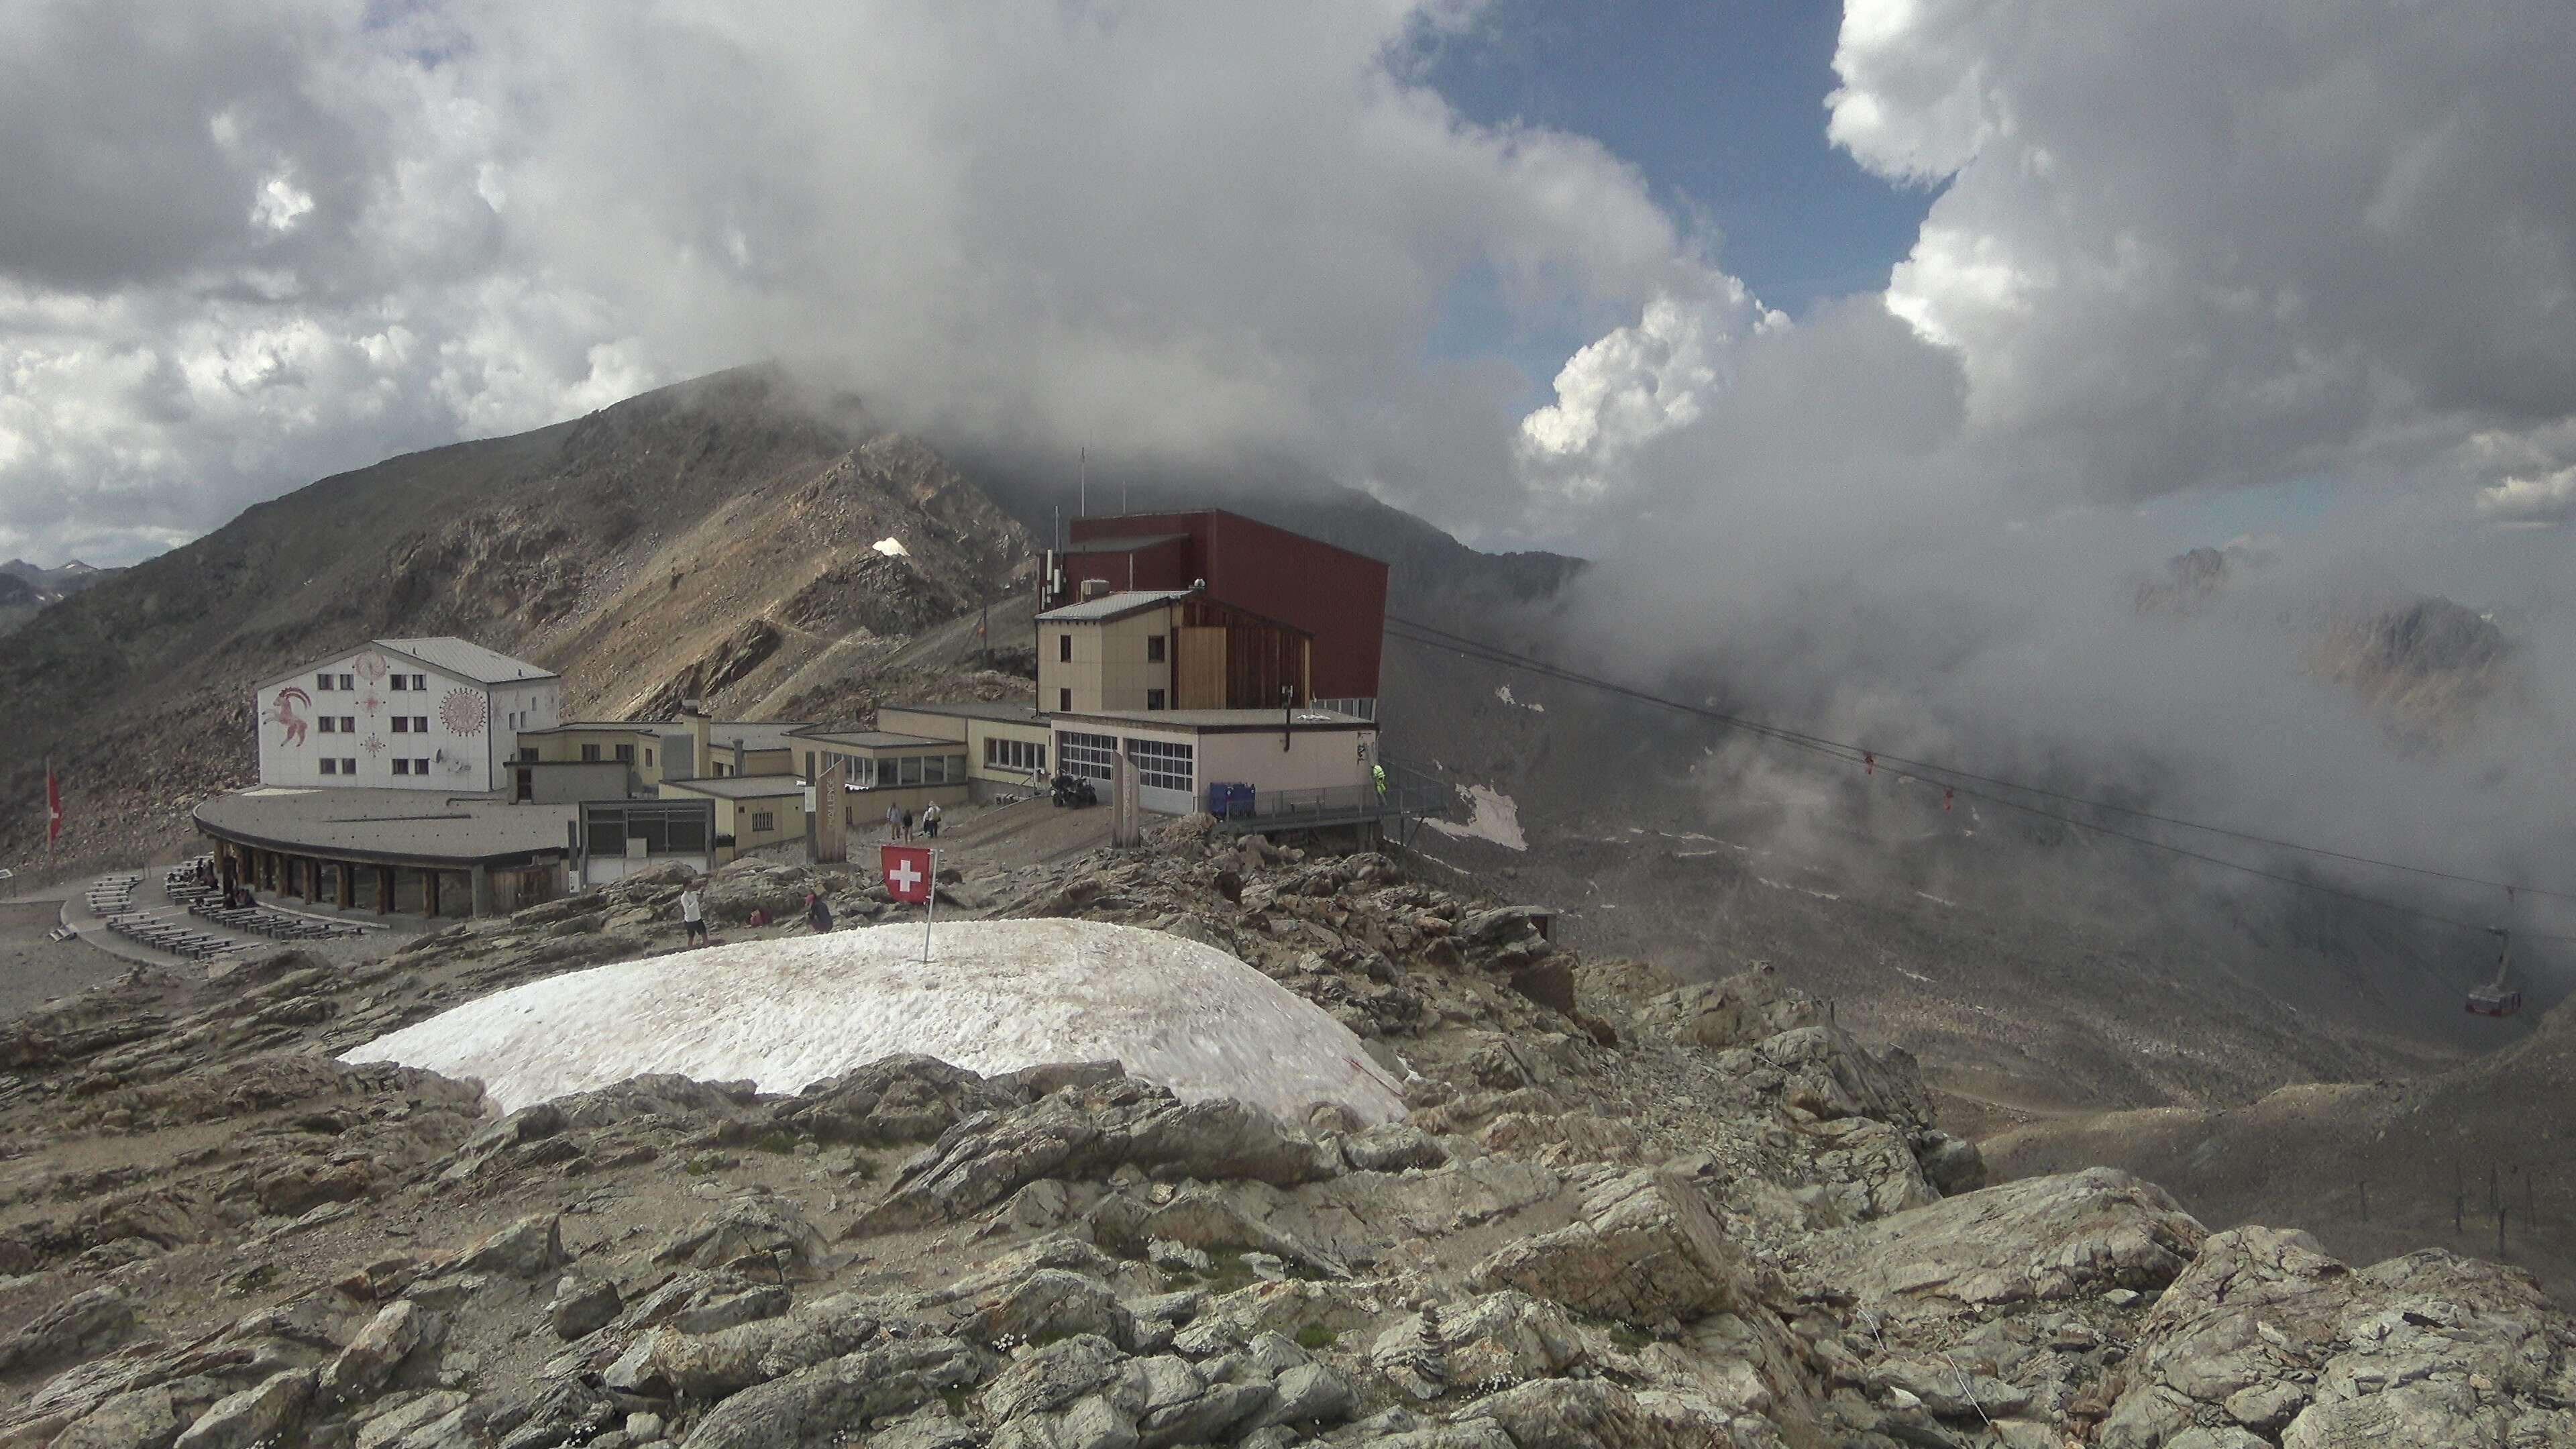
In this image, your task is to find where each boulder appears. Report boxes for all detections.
[771,1055,1023,1147]
[170,1371,309,1449]
[852,1084,1336,1236]
[1466,1379,1746,1449]
[549,1277,623,1340]
[1795,1167,2206,1318]
[1647,965,1819,1051]
[1468,1169,1751,1325]
[677,1338,998,1449]
[462,1213,567,1279]
[655,1201,833,1279]
[0,1287,136,1375]
[50,1387,182,1449]
[316,1301,435,1405]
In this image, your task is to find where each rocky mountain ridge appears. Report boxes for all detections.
[1,824,2567,1448]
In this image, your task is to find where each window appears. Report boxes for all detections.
[1146,689,1167,711]
[1059,632,1073,662]
[392,759,411,775]
[646,748,654,767]
[615,743,635,763]
[414,758,429,774]
[1059,688,1072,712]
[319,757,337,775]
[985,737,1046,772]
[390,675,407,692]
[315,672,333,691]
[320,716,336,734]
[343,757,357,774]
[949,753,967,780]
[750,810,775,833]
[581,743,601,761]
[392,717,409,733]
[924,754,947,784]
[1146,635,1165,663]
[341,716,355,733]
[1128,738,1194,793]
[415,716,428,733]
[898,755,922,786]
[1057,730,1117,782]
[340,674,354,691]
[519,747,538,762]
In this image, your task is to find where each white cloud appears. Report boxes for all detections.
[2476,468,2576,526]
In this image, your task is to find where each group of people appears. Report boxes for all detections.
[883,801,941,841]
[194,857,257,911]
[673,882,839,946]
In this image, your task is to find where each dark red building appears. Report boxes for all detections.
[1051,511,1389,708]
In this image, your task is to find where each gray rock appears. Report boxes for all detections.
[963,1270,1137,1352]
[547,1277,623,1340]
[1242,1361,1356,1430]
[1468,1168,1752,1324]
[771,1055,1022,1147]
[1915,1133,1987,1196]
[170,1371,309,1449]
[1466,1378,1739,1449]
[655,1201,832,1279]
[318,1301,437,1406]
[981,1334,1128,1423]
[677,1338,997,1449]
[354,1392,476,1449]
[462,1214,567,1279]
[51,1386,182,1449]
[0,1287,136,1374]
[1795,1167,2206,1318]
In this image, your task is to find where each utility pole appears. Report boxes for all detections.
[1079,447,1086,517]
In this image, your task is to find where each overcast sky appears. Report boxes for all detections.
[5,0,2568,570]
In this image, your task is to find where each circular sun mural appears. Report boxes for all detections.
[439,688,488,737]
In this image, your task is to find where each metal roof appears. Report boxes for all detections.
[1053,706,1373,732]
[1035,588,1197,623]
[789,730,955,750]
[877,700,1051,726]
[1058,533,1189,554]
[660,775,810,800]
[518,720,678,736]
[376,637,558,685]
[193,788,576,867]
[697,722,818,754]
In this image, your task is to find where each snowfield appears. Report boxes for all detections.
[340,918,1407,1124]
[1424,784,1529,852]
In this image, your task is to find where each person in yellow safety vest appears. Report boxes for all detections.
[1371,763,1388,800]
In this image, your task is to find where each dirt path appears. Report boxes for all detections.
[0,901,133,1022]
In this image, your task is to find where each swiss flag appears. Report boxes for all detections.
[881,844,933,904]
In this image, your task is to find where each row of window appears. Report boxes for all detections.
[1053,631,1171,663]
[1053,688,1168,711]
[316,715,358,733]
[317,757,359,775]
[985,737,1047,772]
[385,672,429,690]
[817,751,971,788]
[1128,737,1194,792]
[1053,732,1196,792]
[1057,731,1118,782]
[314,673,354,692]
[389,757,433,775]
[389,715,431,733]
[578,743,640,763]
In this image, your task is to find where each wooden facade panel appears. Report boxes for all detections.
[1176,627,1228,708]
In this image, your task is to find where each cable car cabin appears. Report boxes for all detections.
[2466,985,2523,1018]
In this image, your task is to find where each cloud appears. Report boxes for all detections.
[2477,468,2576,527]
[0,0,1709,564]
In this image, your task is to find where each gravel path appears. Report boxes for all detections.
[0,900,131,1022]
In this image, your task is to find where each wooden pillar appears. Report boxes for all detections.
[337,860,355,910]
[470,864,493,916]
[379,865,396,914]
[422,869,441,917]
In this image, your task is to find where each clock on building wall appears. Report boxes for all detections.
[439,688,488,737]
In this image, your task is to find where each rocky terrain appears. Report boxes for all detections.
[0,367,1043,877]
[4,824,2570,1448]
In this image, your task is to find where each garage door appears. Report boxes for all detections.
[1128,738,1195,816]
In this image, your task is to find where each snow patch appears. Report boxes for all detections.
[1754,876,1841,902]
[1423,784,1528,852]
[1495,685,1545,713]
[871,537,910,557]
[341,918,1405,1125]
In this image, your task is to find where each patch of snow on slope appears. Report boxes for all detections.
[871,537,909,557]
[341,918,1404,1124]
[1423,784,1527,852]
[1494,685,1545,712]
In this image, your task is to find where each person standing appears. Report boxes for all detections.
[921,801,942,839]
[885,802,902,841]
[679,883,706,946]
[901,807,914,841]
[1371,762,1388,802]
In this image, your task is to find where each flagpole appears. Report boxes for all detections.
[923,847,936,962]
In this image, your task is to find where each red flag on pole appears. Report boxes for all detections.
[881,845,932,903]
